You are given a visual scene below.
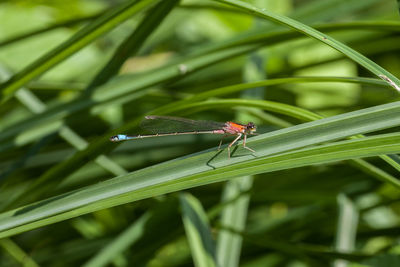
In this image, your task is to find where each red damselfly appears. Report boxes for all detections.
[110,115,257,158]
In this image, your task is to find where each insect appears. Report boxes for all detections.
[110,115,257,158]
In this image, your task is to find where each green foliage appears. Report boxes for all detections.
[0,0,400,266]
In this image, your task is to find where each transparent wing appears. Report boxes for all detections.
[141,116,226,134]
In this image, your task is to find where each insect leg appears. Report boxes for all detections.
[218,134,228,150]
[242,134,255,153]
[227,133,242,158]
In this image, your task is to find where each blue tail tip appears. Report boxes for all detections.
[110,135,126,142]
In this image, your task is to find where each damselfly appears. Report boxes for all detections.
[110,115,257,158]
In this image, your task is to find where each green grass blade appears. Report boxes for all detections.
[215,0,400,92]
[2,103,400,237]
[1,20,397,146]
[180,193,218,267]
[0,238,40,267]
[7,95,397,208]
[217,176,252,267]
[334,194,359,267]
[1,133,399,238]
[0,76,387,149]
[4,18,400,147]
[159,98,400,180]
[159,76,388,111]
[2,1,399,263]
[0,44,260,147]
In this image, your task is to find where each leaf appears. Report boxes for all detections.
[214,0,400,92]
[216,176,252,267]
[1,103,400,237]
[180,193,218,267]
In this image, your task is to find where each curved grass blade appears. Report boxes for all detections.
[2,20,398,148]
[214,0,400,92]
[217,176,252,267]
[7,96,399,209]
[180,193,218,267]
[0,44,260,148]
[1,112,400,237]
[0,76,388,149]
[1,20,398,144]
[3,134,400,238]
[335,194,359,266]
[164,98,400,176]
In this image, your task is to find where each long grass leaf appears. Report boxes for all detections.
[217,176,252,267]
[214,0,400,92]
[1,105,400,237]
[180,193,218,267]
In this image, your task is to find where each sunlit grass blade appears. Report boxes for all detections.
[1,20,397,139]
[215,0,400,92]
[334,194,359,267]
[1,117,400,237]
[7,96,399,209]
[0,44,261,148]
[217,176,252,267]
[159,98,400,179]
[0,75,388,150]
[0,18,399,147]
[180,193,218,267]
[2,0,399,264]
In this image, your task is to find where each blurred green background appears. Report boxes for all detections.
[0,0,400,266]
